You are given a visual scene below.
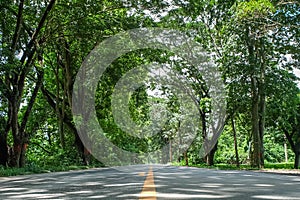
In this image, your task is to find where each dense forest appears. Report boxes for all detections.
[0,0,300,171]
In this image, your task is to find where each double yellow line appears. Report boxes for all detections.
[139,167,157,200]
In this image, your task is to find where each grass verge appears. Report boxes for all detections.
[0,164,104,177]
[1,162,296,177]
[173,162,295,171]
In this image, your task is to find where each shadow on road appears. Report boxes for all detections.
[0,165,300,199]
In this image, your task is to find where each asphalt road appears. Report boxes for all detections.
[1,165,300,199]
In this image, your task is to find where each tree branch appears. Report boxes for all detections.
[283,128,296,153]
[29,141,51,154]
[20,0,56,64]
[41,86,77,134]
[11,0,25,53]
[19,69,44,135]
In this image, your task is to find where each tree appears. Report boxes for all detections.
[1,0,299,169]
[266,67,300,168]
[0,0,56,167]
[267,1,300,168]
[38,0,151,165]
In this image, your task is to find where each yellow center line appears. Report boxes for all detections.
[139,167,157,200]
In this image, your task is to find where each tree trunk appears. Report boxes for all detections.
[184,151,188,166]
[10,97,21,168]
[0,135,8,166]
[284,136,288,163]
[294,141,300,169]
[283,130,299,169]
[231,117,240,167]
[55,62,65,148]
[258,37,266,168]
[247,26,263,169]
[83,147,91,166]
[258,93,265,168]
[43,86,92,165]
[169,140,172,163]
[295,151,300,169]
[2,0,54,168]
[75,133,90,166]
[20,142,28,167]
[251,76,262,168]
[11,141,22,167]
[206,142,218,166]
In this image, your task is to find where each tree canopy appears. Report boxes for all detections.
[0,0,300,169]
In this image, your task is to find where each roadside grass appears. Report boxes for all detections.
[1,162,296,177]
[173,162,295,171]
[264,162,294,169]
[0,164,103,177]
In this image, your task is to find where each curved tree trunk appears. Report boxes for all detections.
[206,142,218,166]
[283,130,300,169]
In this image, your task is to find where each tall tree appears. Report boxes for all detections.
[40,0,148,165]
[0,0,56,167]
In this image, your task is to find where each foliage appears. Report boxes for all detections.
[0,163,102,177]
[0,0,300,171]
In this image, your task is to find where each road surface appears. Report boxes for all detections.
[0,165,300,199]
